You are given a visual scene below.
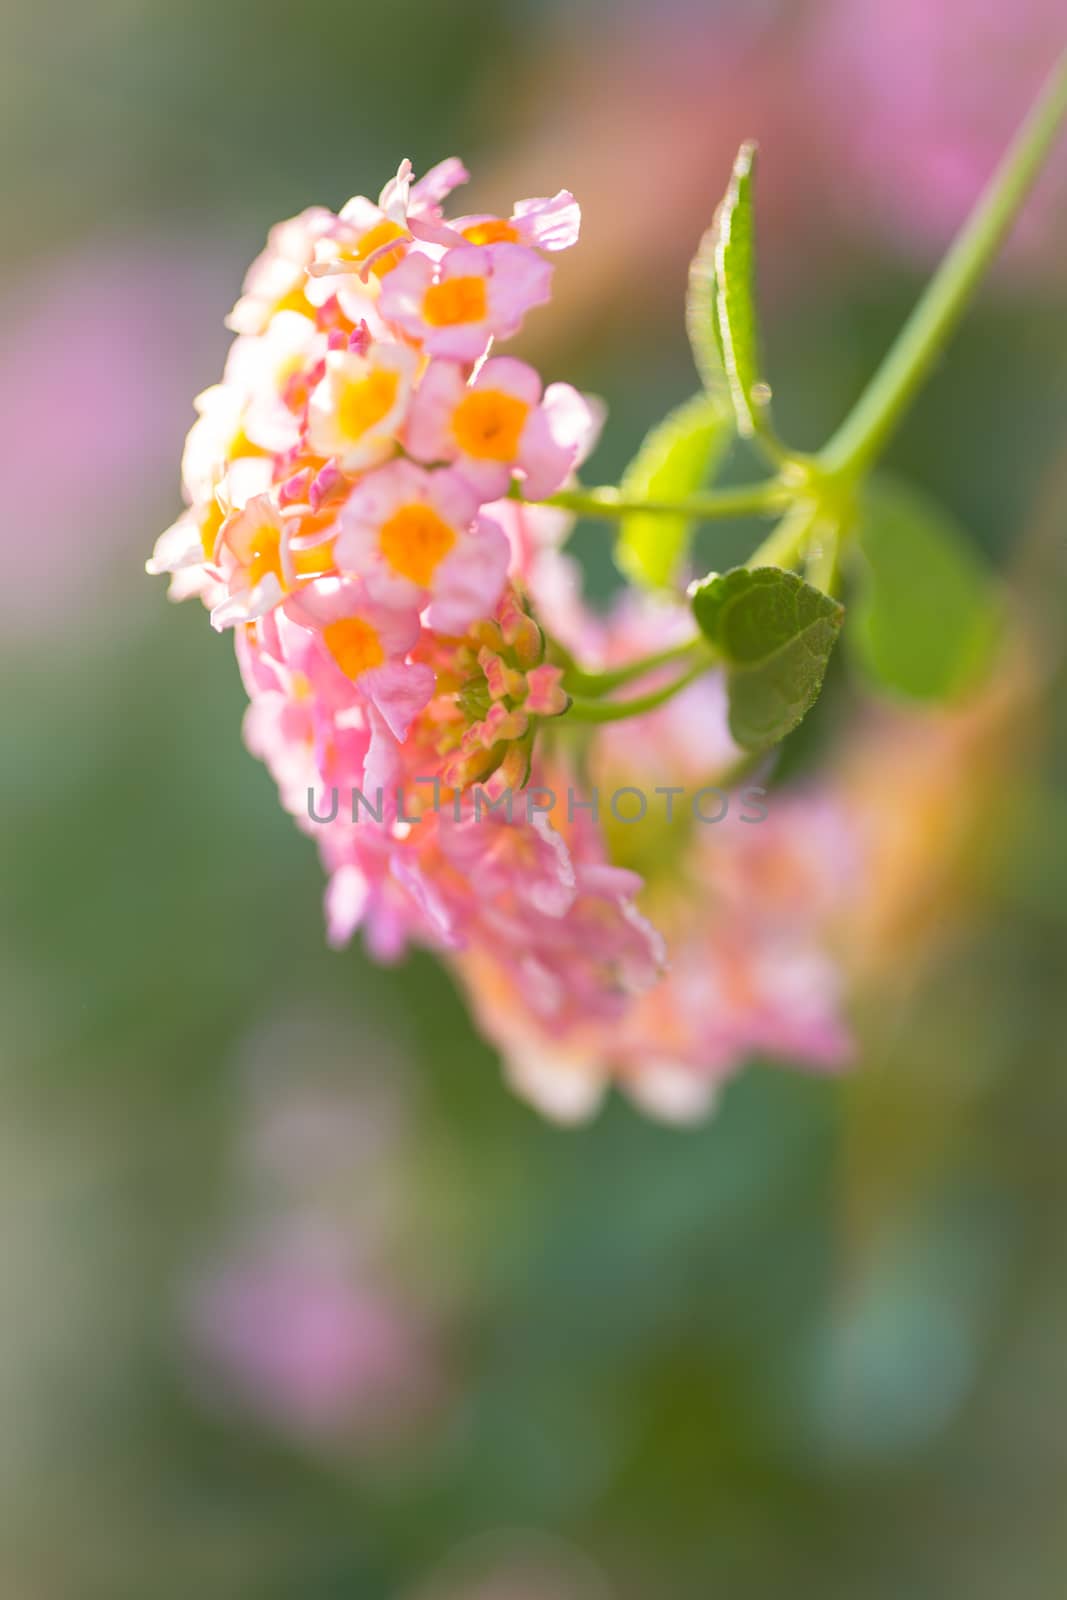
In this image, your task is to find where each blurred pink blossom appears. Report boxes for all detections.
[2,238,234,628]
[806,0,1067,265]
[185,1235,438,1441]
[180,1014,442,1444]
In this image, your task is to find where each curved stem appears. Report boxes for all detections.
[565,658,711,723]
[804,521,843,596]
[747,497,822,570]
[539,479,793,522]
[562,638,704,697]
[820,48,1067,482]
[522,51,1067,594]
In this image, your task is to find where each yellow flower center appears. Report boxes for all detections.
[462,219,521,246]
[452,389,529,460]
[274,352,307,392]
[337,367,400,441]
[354,217,407,276]
[273,284,313,318]
[229,427,266,462]
[247,524,283,588]
[199,497,225,560]
[323,616,385,678]
[423,275,488,327]
[291,538,335,579]
[379,502,457,586]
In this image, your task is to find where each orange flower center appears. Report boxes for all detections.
[452,389,529,460]
[199,497,225,560]
[354,217,407,276]
[379,502,457,586]
[423,275,488,327]
[337,367,400,440]
[323,616,385,678]
[247,524,283,588]
[290,538,335,579]
[273,284,313,318]
[462,219,520,246]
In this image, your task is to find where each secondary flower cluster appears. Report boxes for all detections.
[150,157,856,1121]
[451,561,857,1121]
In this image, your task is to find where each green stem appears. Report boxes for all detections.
[563,638,703,697]
[804,521,842,596]
[523,49,1067,604]
[820,48,1067,481]
[565,659,710,723]
[747,498,822,570]
[540,479,793,522]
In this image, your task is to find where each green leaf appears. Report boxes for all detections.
[714,141,764,436]
[616,395,734,588]
[849,479,1001,701]
[685,210,728,401]
[691,566,844,750]
[686,141,774,440]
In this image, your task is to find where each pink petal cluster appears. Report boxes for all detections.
[148,152,591,752]
[450,538,859,1123]
[150,158,857,1125]
[148,160,667,1075]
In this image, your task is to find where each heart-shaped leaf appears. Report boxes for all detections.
[691,565,844,749]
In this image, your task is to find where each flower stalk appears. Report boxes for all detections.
[564,657,712,722]
[531,46,1067,589]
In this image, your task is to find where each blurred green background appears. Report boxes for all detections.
[4,1,1067,1595]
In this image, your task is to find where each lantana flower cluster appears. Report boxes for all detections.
[150,157,854,1120]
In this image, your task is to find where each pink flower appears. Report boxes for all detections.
[222,309,326,454]
[407,356,599,501]
[456,773,855,1123]
[306,341,417,471]
[439,807,577,919]
[308,156,472,292]
[284,578,433,740]
[236,618,393,823]
[146,508,213,581]
[226,206,335,335]
[397,155,472,219]
[147,447,276,609]
[378,244,553,361]
[179,381,257,506]
[457,834,668,1123]
[209,490,339,630]
[210,494,291,628]
[335,459,510,632]
[325,853,453,960]
[451,188,582,252]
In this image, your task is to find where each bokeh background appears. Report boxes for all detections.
[4,1,1067,1595]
